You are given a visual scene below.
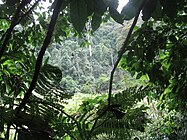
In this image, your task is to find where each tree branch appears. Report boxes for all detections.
[107,0,148,106]
[16,0,63,113]
[5,123,11,140]
[17,0,40,24]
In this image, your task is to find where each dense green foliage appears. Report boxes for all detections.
[46,21,136,94]
[0,0,187,139]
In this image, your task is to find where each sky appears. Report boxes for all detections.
[118,0,129,12]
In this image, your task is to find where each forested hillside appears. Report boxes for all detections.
[45,20,139,94]
[0,0,187,140]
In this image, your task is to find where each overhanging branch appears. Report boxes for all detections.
[107,0,148,106]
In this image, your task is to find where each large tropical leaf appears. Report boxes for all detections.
[121,0,144,20]
[70,0,87,33]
